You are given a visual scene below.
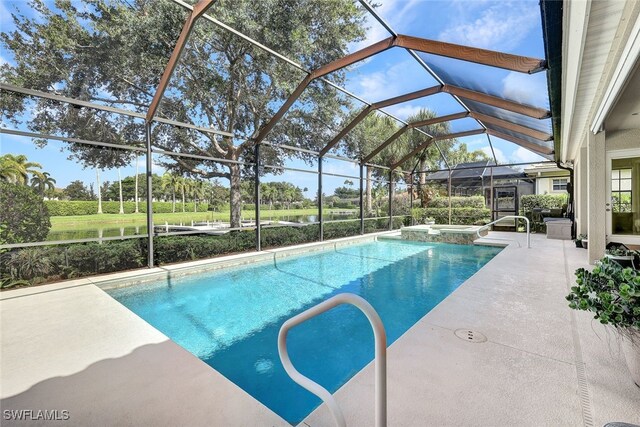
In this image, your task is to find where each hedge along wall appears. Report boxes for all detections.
[425,196,485,209]
[1,220,408,287]
[412,207,491,225]
[44,200,210,216]
[322,217,407,240]
[412,196,491,225]
[519,194,568,214]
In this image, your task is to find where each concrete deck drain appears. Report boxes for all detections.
[454,329,487,343]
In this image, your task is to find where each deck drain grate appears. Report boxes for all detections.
[454,329,487,343]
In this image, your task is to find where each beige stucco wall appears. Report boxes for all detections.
[606,128,640,150]
[578,128,640,263]
[587,131,607,263]
[575,146,588,236]
[535,177,570,195]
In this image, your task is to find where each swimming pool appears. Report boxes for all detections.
[108,240,501,424]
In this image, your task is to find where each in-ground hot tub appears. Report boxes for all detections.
[401,224,488,245]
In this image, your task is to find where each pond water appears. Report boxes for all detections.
[46,212,360,241]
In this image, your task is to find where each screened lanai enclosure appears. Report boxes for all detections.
[0,0,564,283]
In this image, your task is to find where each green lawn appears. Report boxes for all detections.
[49,208,356,231]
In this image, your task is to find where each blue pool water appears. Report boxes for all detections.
[108,240,501,424]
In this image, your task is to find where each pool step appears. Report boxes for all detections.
[377,232,402,241]
[474,237,510,247]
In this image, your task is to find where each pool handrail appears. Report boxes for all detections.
[477,215,531,248]
[277,293,387,427]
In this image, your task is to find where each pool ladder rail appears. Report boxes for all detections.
[476,215,531,249]
[277,293,387,427]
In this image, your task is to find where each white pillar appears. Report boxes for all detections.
[576,145,588,236]
[587,130,606,263]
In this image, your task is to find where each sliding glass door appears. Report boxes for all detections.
[607,149,640,244]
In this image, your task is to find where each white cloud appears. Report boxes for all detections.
[324,160,358,176]
[482,146,506,163]
[350,0,421,51]
[438,2,539,51]
[0,1,11,26]
[463,136,487,148]
[357,70,388,97]
[347,57,433,108]
[512,146,545,163]
[351,21,389,53]
[502,71,548,107]
[387,104,423,119]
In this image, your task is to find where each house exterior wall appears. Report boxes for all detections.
[576,146,588,237]
[534,176,571,195]
[607,128,640,150]
[587,130,607,263]
[577,128,640,263]
[523,166,570,195]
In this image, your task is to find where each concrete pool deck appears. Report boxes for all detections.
[1,231,639,426]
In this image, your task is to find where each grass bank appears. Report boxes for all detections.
[49,208,357,229]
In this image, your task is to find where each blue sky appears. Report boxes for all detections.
[0,0,550,197]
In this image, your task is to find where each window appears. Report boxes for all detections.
[611,169,632,213]
[552,178,568,191]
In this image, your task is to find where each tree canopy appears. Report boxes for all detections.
[1,1,493,226]
[0,181,51,244]
[1,0,368,227]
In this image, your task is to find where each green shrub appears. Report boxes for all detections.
[65,240,145,274]
[425,196,485,209]
[44,200,209,216]
[323,218,404,239]
[332,201,356,209]
[0,182,51,244]
[2,248,54,281]
[520,194,567,213]
[324,221,360,239]
[153,231,257,264]
[0,239,146,286]
[261,225,319,248]
[2,220,408,286]
[411,207,491,225]
[567,256,639,329]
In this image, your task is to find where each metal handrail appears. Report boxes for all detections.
[278,293,387,427]
[477,215,531,248]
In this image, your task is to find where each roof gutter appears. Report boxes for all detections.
[540,0,564,162]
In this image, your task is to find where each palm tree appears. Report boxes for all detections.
[30,172,56,197]
[404,109,454,207]
[192,180,205,212]
[134,153,140,213]
[117,168,124,214]
[161,172,178,213]
[0,154,43,185]
[96,169,103,214]
[343,113,399,214]
[261,184,275,210]
[283,187,295,209]
[177,177,188,213]
[0,156,24,183]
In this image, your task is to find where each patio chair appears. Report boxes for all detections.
[549,208,563,217]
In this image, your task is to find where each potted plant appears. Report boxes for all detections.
[605,247,638,269]
[575,234,586,248]
[566,257,640,386]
